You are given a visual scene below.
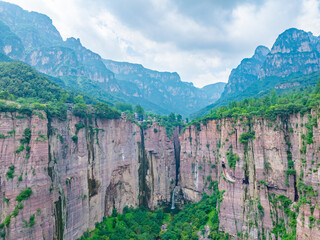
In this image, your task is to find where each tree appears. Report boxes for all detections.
[177,114,182,122]
[270,89,277,105]
[93,102,120,119]
[134,104,144,114]
[72,95,88,118]
[168,112,176,122]
[114,102,133,113]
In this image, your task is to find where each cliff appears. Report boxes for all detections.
[179,113,320,239]
[0,112,177,239]
[1,109,320,239]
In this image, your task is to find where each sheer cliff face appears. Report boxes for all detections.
[179,114,320,239]
[0,113,54,240]
[2,111,320,240]
[0,113,176,240]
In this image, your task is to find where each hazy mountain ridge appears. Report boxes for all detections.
[104,59,225,115]
[0,1,225,116]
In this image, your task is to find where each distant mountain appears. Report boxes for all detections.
[193,28,320,118]
[103,60,225,115]
[0,1,225,116]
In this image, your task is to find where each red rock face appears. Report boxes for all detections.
[2,110,320,240]
[179,113,320,239]
[0,113,177,240]
[0,112,54,240]
[143,123,177,208]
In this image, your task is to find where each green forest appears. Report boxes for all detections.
[0,61,120,120]
[79,182,228,240]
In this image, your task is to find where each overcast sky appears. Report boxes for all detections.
[5,0,320,87]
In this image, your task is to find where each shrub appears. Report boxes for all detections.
[239,131,255,144]
[29,215,36,227]
[286,169,296,176]
[16,188,33,202]
[75,122,86,134]
[6,165,15,179]
[16,144,24,153]
[12,207,19,217]
[3,215,11,226]
[72,135,78,144]
[227,147,240,170]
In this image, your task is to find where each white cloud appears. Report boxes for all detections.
[4,0,320,87]
[296,0,320,35]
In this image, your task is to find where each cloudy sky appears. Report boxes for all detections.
[5,0,320,87]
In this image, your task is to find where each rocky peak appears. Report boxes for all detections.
[104,59,181,83]
[253,45,270,61]
[65,37,82,47]
[209,28,320,112]
[259,28,320,79]
[0,1,62,48]
[270,28,318,54]
[221,45,269,97]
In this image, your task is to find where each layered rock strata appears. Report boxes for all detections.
[179,112,320,239]
[1,110,320,239]
[0,113,176,239]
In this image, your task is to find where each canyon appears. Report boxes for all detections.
[0,109,319,239]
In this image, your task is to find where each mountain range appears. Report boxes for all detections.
[0,1,225,116]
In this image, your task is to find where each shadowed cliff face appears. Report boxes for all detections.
[0,112,177,240]
[1,110,320,239]
[179,113,320,240]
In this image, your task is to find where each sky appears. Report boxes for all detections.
[5,0,320,87]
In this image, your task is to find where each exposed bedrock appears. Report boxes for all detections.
[1,110,320,239]
[179,112,320,239]
[0,113,176,240]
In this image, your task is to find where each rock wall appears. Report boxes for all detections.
[0,113,176,240]
[2,109,320,240]
[179,112,320,239]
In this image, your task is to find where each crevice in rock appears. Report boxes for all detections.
[47,118,54,182]
[88,177,99,197]
[54,196,64,240]
[86,118,95,180]
[294,174,299,202]
[173,127,181,186]
[138,127,151,208]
